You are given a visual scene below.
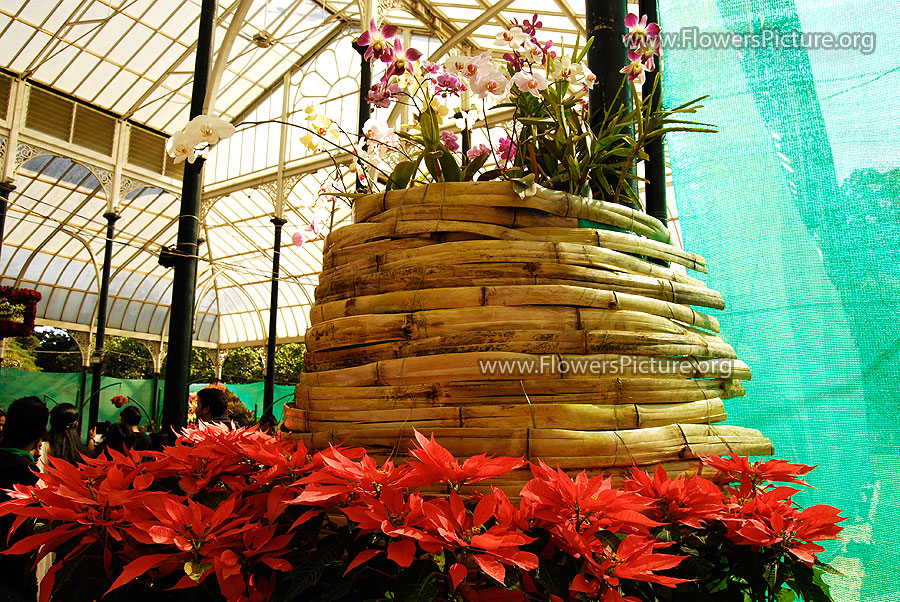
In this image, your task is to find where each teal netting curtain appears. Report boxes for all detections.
[660,0,899,599]
[0,370,296,430]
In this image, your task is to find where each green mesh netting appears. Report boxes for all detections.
[660,0,898,599]
[0,369,295,434]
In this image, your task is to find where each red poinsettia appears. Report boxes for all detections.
[521,461,658,535]
[111,395,129,409]
[726,487,844,565]
[407,429,525,489]
[623,465,726,529]
[423,491,538,588]
[569,534,688,602]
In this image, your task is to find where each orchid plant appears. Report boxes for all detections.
[165,14,711,248]
[2,425,843,602]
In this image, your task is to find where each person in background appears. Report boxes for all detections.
[0,396,49,601]
[97,422,136,456]
[42,403,93,466]
[257,413,278,436]
[119,406,152,451]
[195,387,232,427]
[0,407,6,446]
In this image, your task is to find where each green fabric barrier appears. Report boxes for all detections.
[660,1,898,599]
[0,370,295,433]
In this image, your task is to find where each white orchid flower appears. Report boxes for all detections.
[183,114,235,146]
[166,130,197,164]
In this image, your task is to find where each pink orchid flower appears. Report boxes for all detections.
[356,19,399,61]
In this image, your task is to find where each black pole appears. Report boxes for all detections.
[352,42,372,139]
[162,0,216,431]
[88,211,119,428]
[586,0,630,133]
[150,371,160,427]
[263,217,286,414]
[78,366,88,413]
[0,181,13,263]
[641,0,667,227]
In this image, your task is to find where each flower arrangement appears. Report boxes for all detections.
[0,285,41,337]
[1,426,842,602]
[166,14,710,248]
[110,395,129,409]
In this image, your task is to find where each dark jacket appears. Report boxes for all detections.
[0,448,40,601]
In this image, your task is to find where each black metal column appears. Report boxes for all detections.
[88,211,119,428]
[586,0,630,132]
[641,0,667,226]
[263,217,286,414]
[162,0,217,431]
[78,366,88,413]
[352,42,372,140]
[0,181,13,262]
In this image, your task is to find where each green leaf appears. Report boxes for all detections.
[461,150,490,181]
[281,538,343,602]
[418,109,440,148]
[518,117,557,126]
[437,147,461,182]
[776,587,797,602]
[387,158,420,191]
[394,562,440,602]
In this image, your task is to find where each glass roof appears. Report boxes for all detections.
[0,0,666,350]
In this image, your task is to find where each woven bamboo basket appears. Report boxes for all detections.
[281,181,772,494]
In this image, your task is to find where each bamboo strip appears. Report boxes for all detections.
[365,204,577,229]
[293,399,724,432]
[305,306,713,351]
[293,378,745,407]
[309,285,720,333]
[299,352,750,387]
[321,239,706,287]
[304,330,735,372]
[314,264,726,309]
[279,423,770,466]
[352,182,671,243]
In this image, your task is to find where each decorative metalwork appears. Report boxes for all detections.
[0,136,7,166]
[214,348,229,379]
[119,176,145,201]
[68,330,94,368]
[200,195,223,219]
[14,142,54,170]
[136,338,166,373]
[83,164,114,198]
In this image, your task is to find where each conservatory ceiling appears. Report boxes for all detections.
[0,0,663,351]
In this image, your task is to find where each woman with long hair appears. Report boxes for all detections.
[43,403,92,465]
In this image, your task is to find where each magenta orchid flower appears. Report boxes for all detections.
[620,59,647,85]
[385,38,422,79]
[440,131,460,152]
[624,13,661,48]
[629,34,662,71]
[356,19,399,61]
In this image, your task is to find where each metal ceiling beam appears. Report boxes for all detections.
[552,0,588,37]
[204,0,255,115]
[230,21,347,127]
[123,0,243,120]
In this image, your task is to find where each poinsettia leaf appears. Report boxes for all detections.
[387,539,417,568]
[105,553,174,594]
[449,562,467,590]
[472,554,507,584]
[344,549,381,575]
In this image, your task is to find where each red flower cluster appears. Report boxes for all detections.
[110,395,129,409]
[0,426,844,602]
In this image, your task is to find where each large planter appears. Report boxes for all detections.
[282,181,772,493]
